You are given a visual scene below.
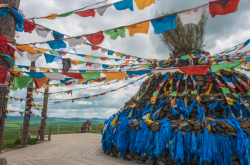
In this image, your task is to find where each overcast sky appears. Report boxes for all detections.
[7,0,250,119]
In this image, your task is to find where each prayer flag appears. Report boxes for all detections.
[126,21,150,36]
[209,0,240,18]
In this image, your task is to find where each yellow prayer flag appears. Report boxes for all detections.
[134,0,155,10]
[226,97,235,102]
[147,114,154,124]
[37,105,43,107]
[89,80,95,83]
[116,52,122,57]
[37,48,48,53]
[16,45,39,55]
[103,72,127,81]
[109,65,115,68]
[42,85,52,89]
[71,60,80,66]
[130,103,136,107]
[215,71,222,76]
[240,58,246,62]
[151,96,156,104]
[90,96,95,98]
[78,79,87,84]
[29,66,36,72]
[42,14,58,20]
[39,68,50,72]
[85,55,92,59]
[126,21,150,36]
[86,70,94,72]
[14,54,18,60]
[196,95,202,103]
[34,107,37,110]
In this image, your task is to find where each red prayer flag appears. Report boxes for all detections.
[92,46,101,50]
[0,66,8,84]
[62,73,83,79]
[59,51,67,55]
[209,0,240,18]
[125,56,131,59]
[100,57,108,61]
[179,65,210,75]
[95,77,106,82]
[120,65,126,68]
[0,35,15,59]
[75,9,96,18]
[100,93,105,96]
[64,81,73,86]
[24,19,36,33]
[83,31,104,45]
[86,62,94,67]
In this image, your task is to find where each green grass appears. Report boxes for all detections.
[2,138,39,149]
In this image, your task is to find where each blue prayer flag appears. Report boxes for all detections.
[151,14,177,34]
[113,0,133,11]
[44,53,56,63]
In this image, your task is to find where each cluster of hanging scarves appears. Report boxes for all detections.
[102,113,250,165]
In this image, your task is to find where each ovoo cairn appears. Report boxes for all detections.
[102,52,250,165]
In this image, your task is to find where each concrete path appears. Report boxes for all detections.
[3,133,136,165]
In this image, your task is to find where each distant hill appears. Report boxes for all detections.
[5,116,106,128]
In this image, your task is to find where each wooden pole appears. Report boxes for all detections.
[40,76,49,141]
[21,61,35,145]
[0,0,21,153]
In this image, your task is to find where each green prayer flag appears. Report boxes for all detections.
[9,88,18,91]
[211,61,242,72]
[128,109,132,118]
[13,75,33,89]
[125,77,128,80]
[121,54,127,58]
[247,91,250,96]
[220,87,231,94]
[153,91,158,97]
[232,93,239,98]
[14,67,23,71]
[245,52,248,56]
[81,72,101,80]
[49,50,58,55]
[14,98,17,101]
[78,61,86,64]
[116,65,121,68]
[52,69,59,73]
[58,11,74,17]
[44,94,48,98]
[54,84,59,87]
[132,60,136,63]
[181,55,187,60]
[191,90,197,94]
[25,111,29,115]
[9,110,12,113]
[92,56,100,59]
[145,64,151,68]
[104,27,126,40]
[132,68,137,70]
[198,61,203,65]
[5,95,10,99]
[25,106,29,109]
[171,91,177,96]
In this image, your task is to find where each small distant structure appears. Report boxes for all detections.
[76,120,91,133]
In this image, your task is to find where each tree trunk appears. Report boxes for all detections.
[0,0,20,152]
[40,79,49,141]
[21,61,35,145]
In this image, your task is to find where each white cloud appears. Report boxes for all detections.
[6,0,250,119]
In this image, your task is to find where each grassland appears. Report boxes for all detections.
[2,116,106,149]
